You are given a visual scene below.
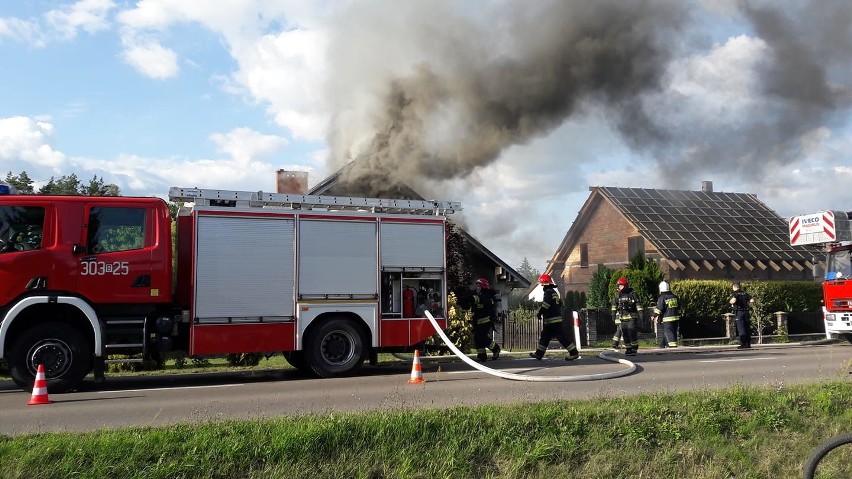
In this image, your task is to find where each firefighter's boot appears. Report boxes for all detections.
[492,344,501,360]
[565,347,580,361]
[477,353,488,362]
[529,351,543,360]
[611,340,620,349]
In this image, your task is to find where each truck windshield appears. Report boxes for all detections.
[825,248,852,280]
[0,206,45,254]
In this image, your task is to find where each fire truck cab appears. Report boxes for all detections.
[1,187,458,392]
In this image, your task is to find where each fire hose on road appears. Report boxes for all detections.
[423,311,636,382]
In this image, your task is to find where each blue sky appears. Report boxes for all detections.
[2,0,852,273]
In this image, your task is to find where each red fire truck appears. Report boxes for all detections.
[0,187,459,392]
[789,210,852,343]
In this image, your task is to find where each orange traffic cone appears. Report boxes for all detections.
[407,350,425,384]
[27,364,52,406]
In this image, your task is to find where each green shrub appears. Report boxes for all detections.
[670,280,731,320]
[669,280,822,323]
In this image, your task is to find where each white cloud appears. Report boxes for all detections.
[88,153,279,194]
[120,39,179,79]
[115,1,331,139]
[232,28,329,140]
[0,116,66,169]
[209,127,289,165]
[0,17,44,46]
[44,0,115,40]
[0,0,114,47]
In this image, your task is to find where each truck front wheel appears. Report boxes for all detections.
[9,322,92,393]
[305,318,366,378]
[842,333,852,345]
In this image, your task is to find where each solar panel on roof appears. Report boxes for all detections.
[597,186,813,264]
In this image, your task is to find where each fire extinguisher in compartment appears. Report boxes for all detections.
[403,287,415,317]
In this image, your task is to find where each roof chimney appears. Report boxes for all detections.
[276,170,308,195]
[701,181,713,193]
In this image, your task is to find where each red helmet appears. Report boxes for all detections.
[538,274,554,285]
[617,277,629,286]
[475,278,490,289]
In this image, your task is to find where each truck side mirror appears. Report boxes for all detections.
[72,244,85,255]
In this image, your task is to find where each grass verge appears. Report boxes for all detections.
[1,381,851,478]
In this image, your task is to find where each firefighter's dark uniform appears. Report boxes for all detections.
[612,287,643,355]
[471,288,501,361]
[653,291,681,348]
[730,288,752,349]
[530,284,579,360]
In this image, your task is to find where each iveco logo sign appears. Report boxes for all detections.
[801,217,820,225]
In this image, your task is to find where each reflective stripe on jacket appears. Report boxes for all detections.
[537,285,562,322]
[654,291,681,322]
[612,287,643,321]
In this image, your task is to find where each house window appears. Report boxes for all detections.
[580,243,588,268]
[628,236,645,260]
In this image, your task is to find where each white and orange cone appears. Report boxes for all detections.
[407,350,425,384]
[27,364,52,406]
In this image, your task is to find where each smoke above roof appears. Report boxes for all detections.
[323,0,852,195]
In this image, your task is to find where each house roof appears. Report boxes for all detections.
[549,186,818,273]
[307,163,531,289]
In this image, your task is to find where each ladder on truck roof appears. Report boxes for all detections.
[168,187,461,215]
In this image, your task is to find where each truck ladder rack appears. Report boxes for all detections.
[168,187,461,215]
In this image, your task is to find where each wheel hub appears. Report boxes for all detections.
[28,340,72,378]
[321,331,354,365]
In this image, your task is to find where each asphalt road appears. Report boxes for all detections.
[1,343,850,436]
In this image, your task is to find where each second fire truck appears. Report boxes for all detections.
[789,210,852,343]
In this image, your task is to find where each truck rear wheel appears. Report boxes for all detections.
[842,333,852,345]
[9,322,92,393]
[305,318,366,378]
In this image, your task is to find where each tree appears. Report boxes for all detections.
[37,177,58,195]
[82,175,120,196]
[445,221,473,299]
[5,171,121,196]
[4,171,34,194]
[508,258,541,309]
[515,257,540,282]
[51,174,82,195]
[38,175,82,195]
[587,266,613,309]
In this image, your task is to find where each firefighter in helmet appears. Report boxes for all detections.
[611,276,643,356]
[529,274,580,361]
[652,280,681,348]
[470,277,501,361]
